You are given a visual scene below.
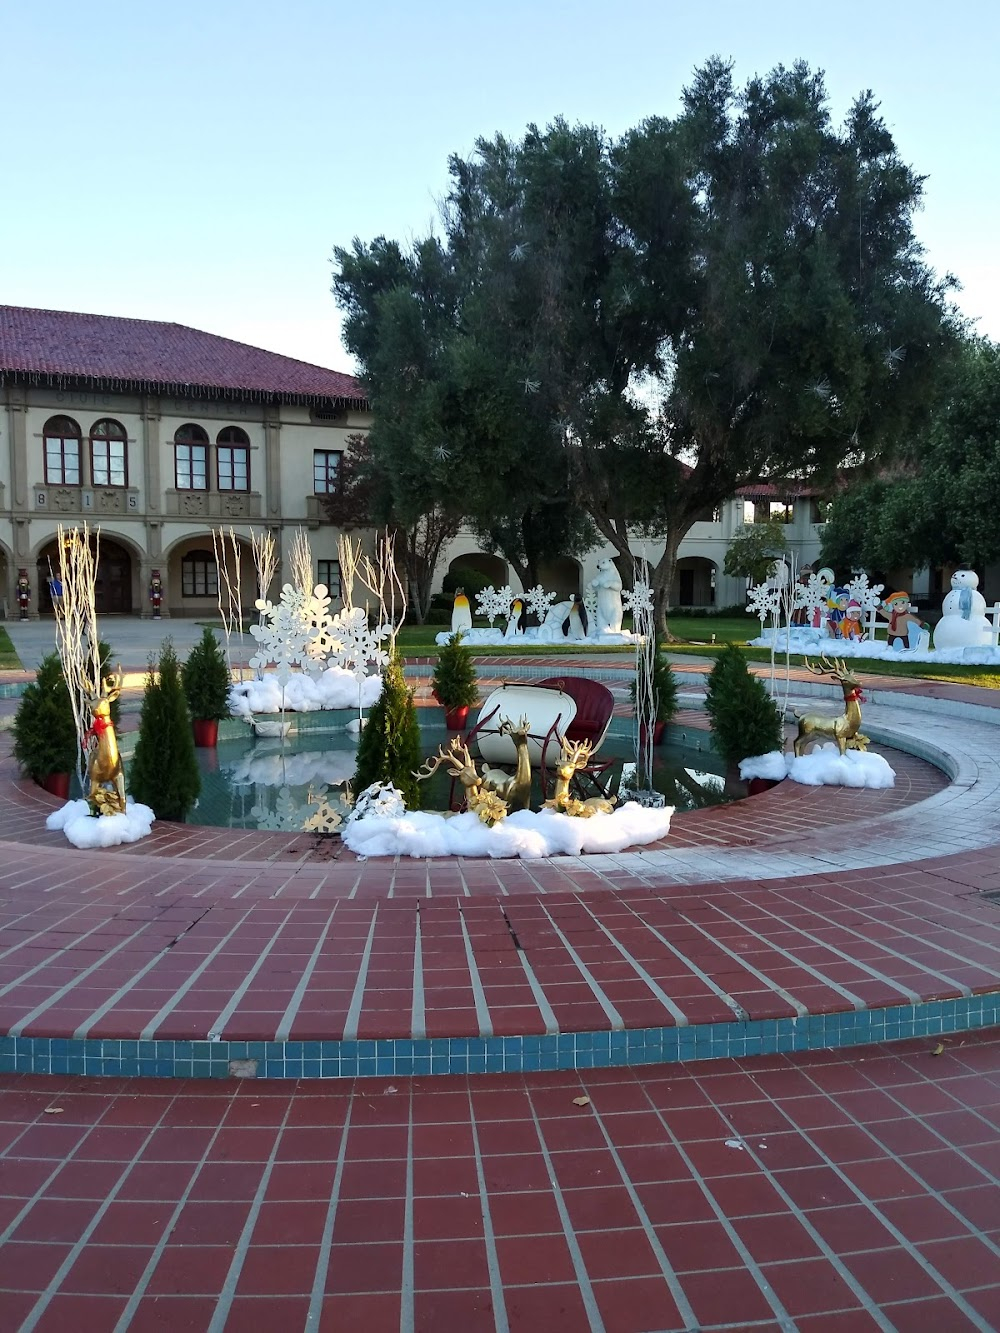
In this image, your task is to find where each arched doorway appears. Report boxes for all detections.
[536,557,580,598]
[37,537,134,615]
[447,553,508,586]
[673,557,717,608]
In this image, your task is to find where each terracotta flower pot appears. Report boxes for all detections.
[443,705,470,732]
[40,772,71,799]
[652,720,667,746]
[747,777,781,797]
[192,719,220,748]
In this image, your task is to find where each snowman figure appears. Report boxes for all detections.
[933,570,992,651]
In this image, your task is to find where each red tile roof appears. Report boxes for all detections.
[0,305,367,406]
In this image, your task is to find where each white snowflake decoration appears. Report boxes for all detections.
[746,581,782,623]
[622,581,655,619]
[350,782,407,822]
[583,589,598,621]
[475,585,512,627]
[524,585,556,620]
[250,583,390,687]
[846,572,885,614]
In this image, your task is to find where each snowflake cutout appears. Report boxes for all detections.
[746,581,781,622]
[583,589,598,620]
[509,242,529,261]
[524,585,556,620]
[432,444,451,461]
[846,572,885,614]
[622,582,654,617]
[475,585,512,627]
[884,346,906,369]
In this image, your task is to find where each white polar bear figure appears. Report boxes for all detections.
[933,569,992,651]
[586,558,624,634]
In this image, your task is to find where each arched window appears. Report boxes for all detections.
[216,425,250,492]
[43,415,81,485]
[181,549,218,598]
[89,418,128,487]
[174,424,209,490]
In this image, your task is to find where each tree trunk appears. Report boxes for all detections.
[651,533,683,641]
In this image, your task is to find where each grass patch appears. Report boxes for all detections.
[0,626,22,670]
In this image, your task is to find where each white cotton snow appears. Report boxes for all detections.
[228,667,383,717]
[739,752,789,782]
[434,626,635,647]
[751,626,1000,667]
[342,802,673,860]
[46,798,156,848]
[739,745,895,788]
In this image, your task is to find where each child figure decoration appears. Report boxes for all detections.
[83,667,127,815]
[879,591,929,651]
[839,600,864,641]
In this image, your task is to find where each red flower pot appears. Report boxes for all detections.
[443,705,470,732]
[192,719,220,748]
[40,772,71,799]
[747,777,781,796]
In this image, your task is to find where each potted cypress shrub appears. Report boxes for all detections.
[631,642,679,745]
[353,649,424,810]
[182,628,231,747]
[431,632,478,731]
[128,641,201,820]
[12,653,79,797]
[704,644,786,793]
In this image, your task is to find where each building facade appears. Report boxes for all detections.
[0,306,370,619]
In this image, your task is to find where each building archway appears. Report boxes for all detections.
[536,556,580,599]
[165,533,256,619]
[673,557,717,608]
[35,536,135,615]
[447,553,508,587]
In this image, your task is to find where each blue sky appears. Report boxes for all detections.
[4,0,997,372]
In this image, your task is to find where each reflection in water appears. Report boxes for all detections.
[189,732,743,832]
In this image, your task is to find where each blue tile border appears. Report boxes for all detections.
[2,991,999,1080]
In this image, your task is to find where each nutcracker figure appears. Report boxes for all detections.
[17,569,30,620]
[149,570,162,619]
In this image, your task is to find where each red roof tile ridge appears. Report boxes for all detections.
[0,303,367,403]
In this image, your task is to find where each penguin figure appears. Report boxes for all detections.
[504,597,524,640]
[451,588,473,635]
[562,593,588,641]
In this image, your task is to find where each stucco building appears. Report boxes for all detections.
[0,306,370,619]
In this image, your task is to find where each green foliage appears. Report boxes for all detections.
[631,643,680,724]
[128,641,201,821]
[441,567,494,601]
[353,650,424,809]
[431,633,479,710]
[12,654,78,780]
[723,520,789,584]
[182,628,232,721]
[334,60,956,627]
[704,644,785,765]
[822,337,1000,573]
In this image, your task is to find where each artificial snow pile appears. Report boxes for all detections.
[226,748,356,788]
[228,667,383,717]
[46,798,156,849]
[435,625,634,647]
[740,744,895,789]
[343,784,674,860]
[751,626,1000,667]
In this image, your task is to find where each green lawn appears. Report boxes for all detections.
[0,627,21,670]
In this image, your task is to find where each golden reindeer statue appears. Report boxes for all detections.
[791,656,869,758]
[543,736,616,818]
[82,667,127,814]
[480,716,533,813]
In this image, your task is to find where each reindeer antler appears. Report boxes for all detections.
[413,737,478,784]
[102,665,124,702]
